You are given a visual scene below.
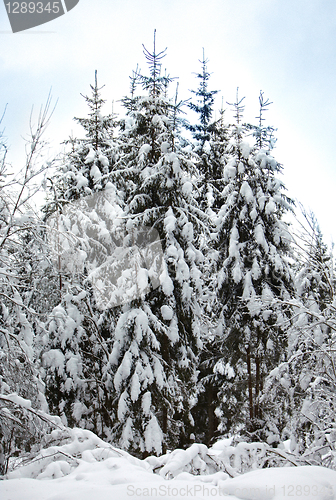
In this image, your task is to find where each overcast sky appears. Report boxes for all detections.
[1,0,335,244]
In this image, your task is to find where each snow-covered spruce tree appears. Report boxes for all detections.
[262,211,336,465]
[187,51,231,213]
[211,90,295,440]
[41,76,124,439]
[46,70,117,207]
[186,53,232,444]
[188,50,217,149]
[41,183,125,438]
[107,33,205,456]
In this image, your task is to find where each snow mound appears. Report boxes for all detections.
[1,430,336,500]
[217,466,336,500]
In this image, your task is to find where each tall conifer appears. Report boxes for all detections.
[108,32,205,455]
[212,90,295,438]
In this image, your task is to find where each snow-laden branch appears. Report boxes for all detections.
[0,394,65,431]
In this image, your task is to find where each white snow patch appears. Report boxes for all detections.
[164,208,176,232]
[98,154,109,167]
[2,429,336,500]
[43,350,65,376]
[144,416,163,455]
[142,392,152,415]
[224,164,236,180]
[265,198,276,215]
[159,269,174,296]
[182,181,193,196]
[240,142,251,158]
[255,224,269,252]
[161,305,174,320]
[85,148,96,163]
[232,261,242,283]
[229,226,240,259]
[2,393,32,409]
[240,181,255,205]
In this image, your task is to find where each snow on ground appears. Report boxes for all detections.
[1,460,335,500]
[1,429,335,500]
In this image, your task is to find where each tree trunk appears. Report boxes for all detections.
[206,385,215,445]
[247,345,254,423]
[255,354,260,419]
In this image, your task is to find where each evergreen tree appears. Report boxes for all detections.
[41,77,124,440]
[46,71,117,207]
[187,52,229,213]
[187,56,234,443]
[41,184,124,438]
[188,49,218,150]
[108,32,206,455]
[211,89,295,440]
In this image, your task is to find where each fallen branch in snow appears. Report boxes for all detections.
[205,452,238,478]
[264,446,300,467]
[18,450,80,470]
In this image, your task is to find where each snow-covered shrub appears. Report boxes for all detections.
[262,211,336,469]
[146,438,310,479]
[5,427,148,479]
[0,98,57,475]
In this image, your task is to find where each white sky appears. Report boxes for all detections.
[0,0,335,244]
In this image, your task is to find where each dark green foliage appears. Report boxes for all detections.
[187,49,218,149]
